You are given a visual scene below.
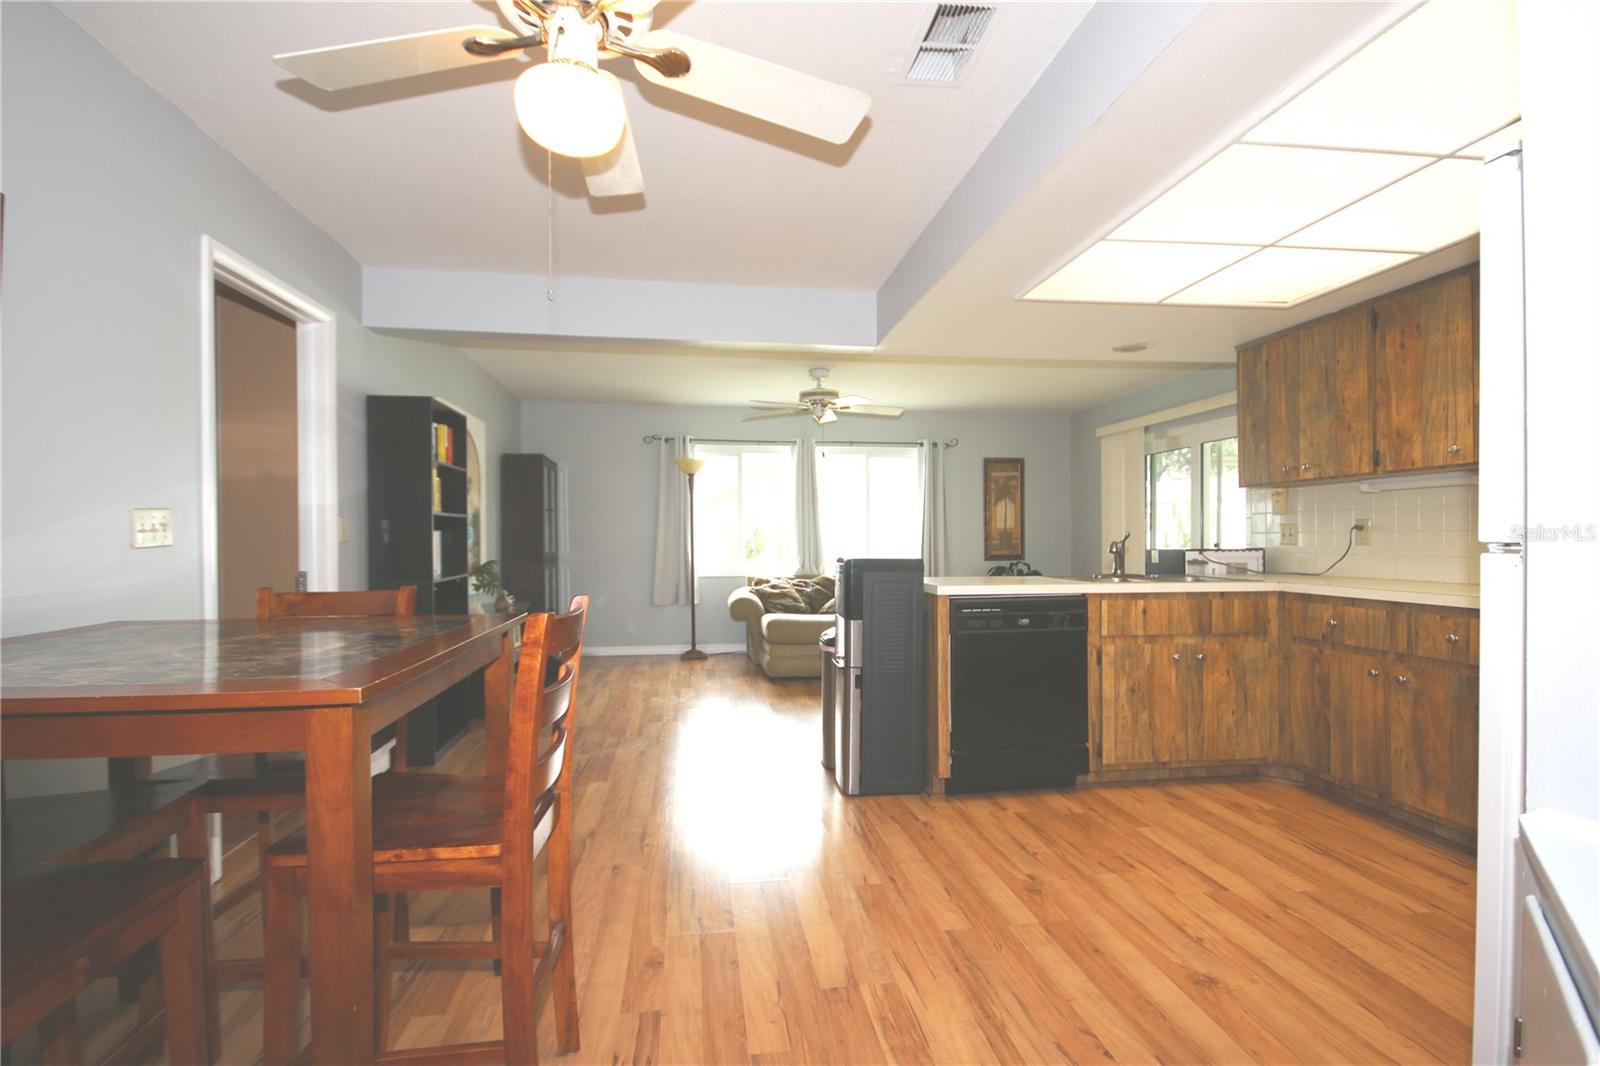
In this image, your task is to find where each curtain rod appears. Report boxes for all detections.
[642,434,958,448]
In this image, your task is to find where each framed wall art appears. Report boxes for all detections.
[983,457,1024,560]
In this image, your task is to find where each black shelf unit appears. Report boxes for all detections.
[367,395,480,763]
[502,454,560,612]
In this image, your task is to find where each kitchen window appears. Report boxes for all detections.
[1146,415,1248,550]
[816,444,922,563]
[692,443,797,576]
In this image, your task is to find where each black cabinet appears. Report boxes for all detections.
[366,395,478,763]
[503,454,560,612]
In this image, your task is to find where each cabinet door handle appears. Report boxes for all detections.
[1171,652,1183,662]
[1280,464,1295,475]
[1327,618,1340,628]
[1194,653,1206,662]
[1368,668,1380,678]
[1300,463,1313,472]
[1445,633,1461,644]
[1447,443,1463,455]
[1396,674,1411,685]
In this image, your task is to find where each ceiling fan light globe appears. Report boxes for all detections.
[514,62,626,159]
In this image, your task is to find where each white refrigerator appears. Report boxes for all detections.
[1473,146,1529,1064]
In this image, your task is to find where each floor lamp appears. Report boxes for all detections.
[676,456,708,661]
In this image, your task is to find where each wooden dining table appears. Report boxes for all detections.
[0,611,524,1065]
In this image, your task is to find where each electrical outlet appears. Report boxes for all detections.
[1354,520,1373,547]
[131,508,173,548]
[1270,488,1290,515]
[1279,522,1299,547]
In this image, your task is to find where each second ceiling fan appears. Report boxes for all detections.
[273,0,872,201]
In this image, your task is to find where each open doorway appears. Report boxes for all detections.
[215,285,300,617]
[198,237,337,619]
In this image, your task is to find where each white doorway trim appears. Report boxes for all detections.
[198,236,339,618]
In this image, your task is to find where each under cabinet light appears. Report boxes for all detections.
[1166,247,1415,307]
[1024,240,1257,304]
[1285,158,1481,253]
[1107,144,1425,246]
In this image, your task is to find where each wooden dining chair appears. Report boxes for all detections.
[2,859,211,1066]
[144,586,419,972]
[262,595,588,1065]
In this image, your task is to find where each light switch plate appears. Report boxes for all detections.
[131,508,173,548]
[1279,522,1299,547]
[1270,488,1290,515]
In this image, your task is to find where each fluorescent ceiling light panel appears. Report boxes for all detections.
[1456,121,1522,160]
[1107,144,1425,245]
[1023,240,1257,303]
[1286,158,1481,253]
[1246,0,1519,155]
[1167,247,1415,307]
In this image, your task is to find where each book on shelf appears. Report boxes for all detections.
[432,470,443,512]
[432,530,443,579]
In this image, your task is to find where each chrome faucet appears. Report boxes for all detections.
[1108,531,1132,577]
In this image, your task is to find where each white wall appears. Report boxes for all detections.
[520,399,1072,650]
[0,5,521,795]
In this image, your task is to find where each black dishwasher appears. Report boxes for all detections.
[948,596,1088,794]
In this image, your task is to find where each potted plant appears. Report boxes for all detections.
[470,560,515,613]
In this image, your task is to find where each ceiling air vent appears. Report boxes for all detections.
[905,3,995,86]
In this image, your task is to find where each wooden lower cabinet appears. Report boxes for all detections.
[1097,633,1274,768]
[1387,661,1479,826]
[1327,649,1389,798]
[1091,592,1477,840]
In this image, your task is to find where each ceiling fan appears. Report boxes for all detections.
[272,0,872,200]
[745,369,904,425]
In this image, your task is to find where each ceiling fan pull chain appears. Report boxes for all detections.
[546,146,556,302]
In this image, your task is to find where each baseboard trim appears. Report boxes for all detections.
[587,643,746,658]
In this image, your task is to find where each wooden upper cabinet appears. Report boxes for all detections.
[1237,265,1476,487]
[1373,268,1479,473]
[1295,307,1374,481]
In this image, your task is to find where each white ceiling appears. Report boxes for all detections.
[58,0,1496,413]
[61,1,1091,288]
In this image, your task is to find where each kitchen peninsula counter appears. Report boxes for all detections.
[924,573,1479,609]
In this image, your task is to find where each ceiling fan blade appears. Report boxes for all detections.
[838,405,904,418]
[274,26,524,92]
[831,395,874,408]
[816,408,840,425]
[743,407,808,422]
[746,400,806,409]
[582,80,645,198]
[631,30,870,145]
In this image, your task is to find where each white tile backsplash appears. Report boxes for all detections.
[1245,481,1482,584]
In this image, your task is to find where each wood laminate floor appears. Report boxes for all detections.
[97,653,1476,1064]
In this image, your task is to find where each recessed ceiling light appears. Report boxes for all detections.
[1107,144,1426,246]
[1245,0,1519,155]
[1023,240,1257,303]
[1112,342,1152,354]
[1284,158,1481,253]
[1166,247,1415,307]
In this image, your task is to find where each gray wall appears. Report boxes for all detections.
[0,5,520,795]
[1067,368,1238,576]
[520,400,1072,650]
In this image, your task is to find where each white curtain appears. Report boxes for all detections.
[920,439,949,577]
[650,433,694,605]
[794,440,823,576]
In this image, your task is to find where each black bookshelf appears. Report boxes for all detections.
[502,454,560,612]
[366,395,478,763]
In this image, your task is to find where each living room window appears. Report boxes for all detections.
[816,444,922,563]
[692,443,797,576]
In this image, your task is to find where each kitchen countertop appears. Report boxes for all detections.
[924,573,1480,609]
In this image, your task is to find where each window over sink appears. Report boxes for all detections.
[1146,415,1248,550]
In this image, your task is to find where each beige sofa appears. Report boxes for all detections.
[726,577,835,679]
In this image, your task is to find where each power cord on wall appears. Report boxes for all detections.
[1278,522,1367,577]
